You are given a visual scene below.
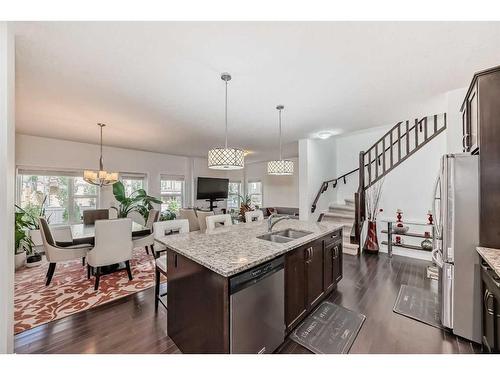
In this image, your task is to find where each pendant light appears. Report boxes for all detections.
[208,73,245,170]
[83,123,119,186]
[268,105,294,175]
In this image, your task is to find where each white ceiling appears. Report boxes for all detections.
[13,22,500,162]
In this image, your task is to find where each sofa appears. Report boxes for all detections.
[261,207,299,218]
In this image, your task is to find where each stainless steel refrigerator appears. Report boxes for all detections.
[432,153,481,343]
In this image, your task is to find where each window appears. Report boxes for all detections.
[247,181,263,208]
[160,175,184,213]
[227,181,241,212]
[17,171,98,224]
[121,174,146,196]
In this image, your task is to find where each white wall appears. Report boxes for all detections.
[299,89,466,259]
[298,139,336,221]
[244,158,299,208]
[0,21,15,354]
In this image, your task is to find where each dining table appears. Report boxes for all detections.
[70,221,151,245]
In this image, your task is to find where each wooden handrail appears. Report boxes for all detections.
[311,113,447,228]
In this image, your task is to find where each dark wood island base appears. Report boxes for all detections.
[166,228,343,353]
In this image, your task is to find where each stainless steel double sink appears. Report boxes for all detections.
[257,228,313,243]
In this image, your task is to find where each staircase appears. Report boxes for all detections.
[320,198,358,255]
[312,113,447,255]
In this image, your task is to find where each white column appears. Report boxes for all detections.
[298,139,310,221]
[0,21,15,354]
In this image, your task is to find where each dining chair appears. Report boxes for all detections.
[132,209,159,255]
[152,219,189,311]
[206,214,233,231]
[51,225,88,266]
[196,211,214,233]
[179,208,200,232]
[244,209,264,223]
[38,217,93,286]
[83,209,109,225]
[86,218,133,291]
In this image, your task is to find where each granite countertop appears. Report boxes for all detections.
[156,219,343,277]
[477,246,500,278]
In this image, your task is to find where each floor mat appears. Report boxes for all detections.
[393,284,442,329]
[290,301,366,354]
[14,248,162,334]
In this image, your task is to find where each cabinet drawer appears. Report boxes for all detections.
[324,230,342,247]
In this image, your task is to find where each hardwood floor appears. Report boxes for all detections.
[14,253,480,354]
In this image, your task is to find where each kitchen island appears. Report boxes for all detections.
[157,219,343,354]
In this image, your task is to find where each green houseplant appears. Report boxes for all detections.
[111,181,162,220]
[14,196,49,268]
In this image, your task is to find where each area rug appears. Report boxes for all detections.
[393,284,442,329]
[14,248,158,334]
[290,301,366,354]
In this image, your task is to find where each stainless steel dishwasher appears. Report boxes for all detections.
[229,256,285,354]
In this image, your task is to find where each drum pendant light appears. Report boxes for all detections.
[208,73,245,170]
[267,105,294,175]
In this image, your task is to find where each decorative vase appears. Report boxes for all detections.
[421,231,433,250]
[26,253,42,268]
[15,251,26,270]
[363,220,379,254]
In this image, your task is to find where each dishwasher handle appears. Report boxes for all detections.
[230,256,284,295]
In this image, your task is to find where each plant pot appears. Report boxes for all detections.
[363,220,379,254]
[15,251,27,270]
[26,253,42,268]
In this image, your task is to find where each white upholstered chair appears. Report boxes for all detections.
[244,209,264,223]
[38,217,92,286]
[152,219,189,310]
[179,208,200,232]
[196,211,214,233]
[86,218,133,290]
[206,214,233,231]
[132,209,159,255]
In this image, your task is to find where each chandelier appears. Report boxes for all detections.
[208,73,245,170]
[268,105,294,175]
[83,123,119,186]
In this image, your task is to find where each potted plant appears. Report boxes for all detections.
[160,200,178,221]
[238,194,254,222]
[111,181,162,220]
[14,197,49,269]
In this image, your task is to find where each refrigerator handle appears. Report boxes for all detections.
[431,172,441,238]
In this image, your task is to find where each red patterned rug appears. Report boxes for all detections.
[14,248,157,334]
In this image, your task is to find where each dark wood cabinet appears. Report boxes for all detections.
[285,244,308,332]
[481,261,500,353]
[306,239,325,309]
[462,82,479,153]
[324,232,343,293]
[285,229,343,333]
[462,65,500,248]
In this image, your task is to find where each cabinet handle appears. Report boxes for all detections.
[305,247,313,263]
[332,245,338,259]
[484,289,495,315]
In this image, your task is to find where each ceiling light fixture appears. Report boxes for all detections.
[83,123,119,186]
[268,105,294,176]
[317,131,335,140]
[208,73,244,170]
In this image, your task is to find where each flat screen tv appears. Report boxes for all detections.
[196,177,229,200]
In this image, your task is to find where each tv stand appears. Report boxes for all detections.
[206,198,223,212]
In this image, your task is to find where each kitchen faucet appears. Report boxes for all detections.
[267,213,291,232]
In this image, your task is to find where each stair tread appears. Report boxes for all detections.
[328,203,355,212]
[322,211,355,219]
